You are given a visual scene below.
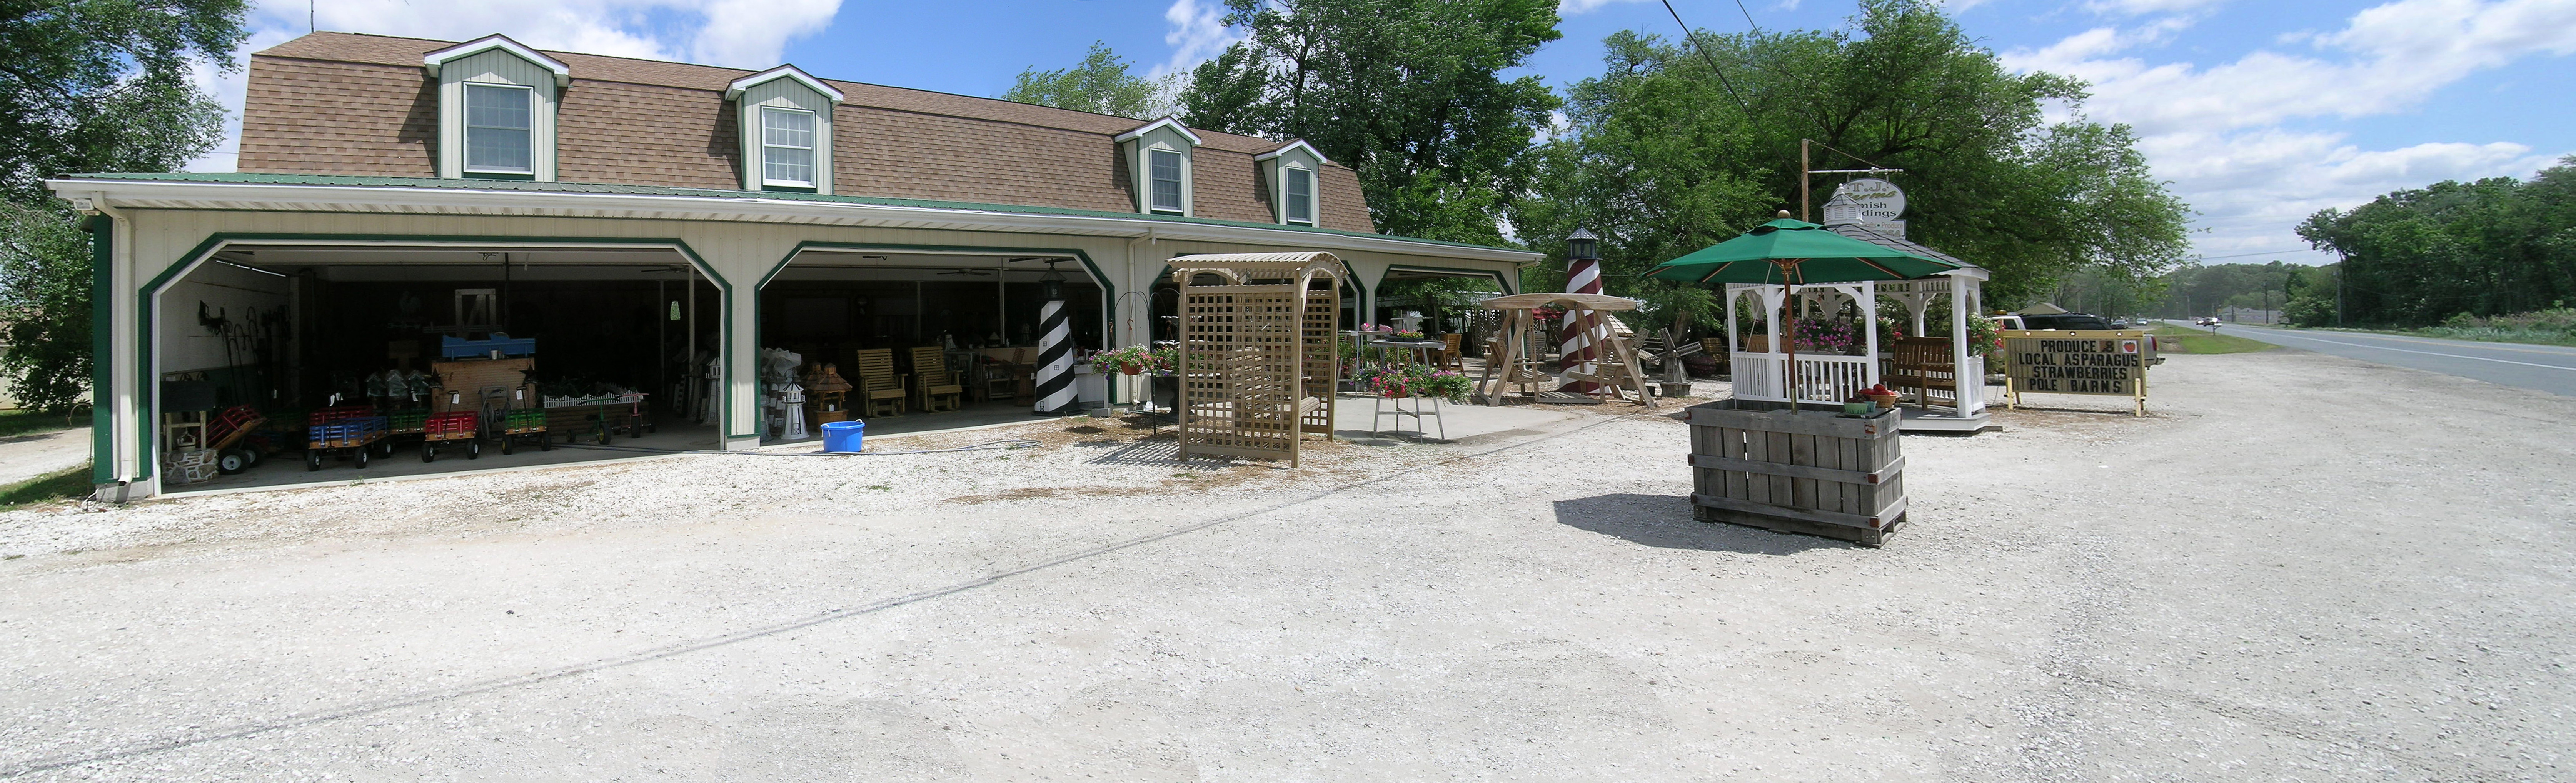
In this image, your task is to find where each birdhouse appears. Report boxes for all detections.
[804,362,855,425]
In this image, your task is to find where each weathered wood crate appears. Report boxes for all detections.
[1686,399,1907,546]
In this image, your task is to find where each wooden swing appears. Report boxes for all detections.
[1472,292,1659,408]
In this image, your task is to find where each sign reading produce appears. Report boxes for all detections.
[1999,329,2150,415]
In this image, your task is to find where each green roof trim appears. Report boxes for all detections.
[62,172,1531,255]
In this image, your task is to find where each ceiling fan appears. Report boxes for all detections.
[935,268,994,276]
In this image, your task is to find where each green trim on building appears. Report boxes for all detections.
[86,215,114,486]
[753,242,1118,411]
[135,233,752,467]
[1382,264,1521,295]
[62,172,1530,256]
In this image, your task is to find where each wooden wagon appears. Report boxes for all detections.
[304,406,392,471]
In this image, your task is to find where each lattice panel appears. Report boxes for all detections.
[1300,288,1339,436]
[1180,286,1305,461]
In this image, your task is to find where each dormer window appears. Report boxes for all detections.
[728,65,841,193]
[464,83,534,175]
[760,107,817,188]
[1283,166,1314,225]
[424,34,567,181]
[1117,117,1202,217]
[1256,139,1329,227]
[1149,148,1184,214]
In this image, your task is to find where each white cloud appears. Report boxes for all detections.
[185,0,844,172]
[2001,0,2576,263]
[2008,0,2576,137]
[1154,0,1238,80]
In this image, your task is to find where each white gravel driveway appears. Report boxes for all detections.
[1,349,2570,781]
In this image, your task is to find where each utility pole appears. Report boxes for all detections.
[1800,140,1810,222]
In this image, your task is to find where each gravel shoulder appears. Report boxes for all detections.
[2,350,2571,781]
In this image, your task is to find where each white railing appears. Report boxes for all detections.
[1730,352,1875,403]
[1957,355,1985,415]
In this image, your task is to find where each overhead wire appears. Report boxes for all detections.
[1660,0,1752,114]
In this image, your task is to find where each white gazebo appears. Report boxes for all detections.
[1721,191,1992,432]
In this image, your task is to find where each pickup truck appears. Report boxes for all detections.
[1992,312,2164,364]
[1992,313,2116,331]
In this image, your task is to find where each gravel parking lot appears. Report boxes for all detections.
[3,349,2572,781]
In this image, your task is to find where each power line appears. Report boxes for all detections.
[1659,0,1751,114]
[2191,248,2323,261]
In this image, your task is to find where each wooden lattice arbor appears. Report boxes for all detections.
[1473,292,1658,408]
[1170,252,1344,467]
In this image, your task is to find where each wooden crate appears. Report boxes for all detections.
[1685,399,1907,546]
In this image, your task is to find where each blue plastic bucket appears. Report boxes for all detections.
[820,420,865,453]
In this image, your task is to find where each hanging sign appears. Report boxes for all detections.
[1837,178,1907,223]
[1999,329,2149,416]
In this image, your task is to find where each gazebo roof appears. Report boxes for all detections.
[1824,223,1974,269]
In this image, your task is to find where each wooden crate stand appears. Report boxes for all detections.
[1685,399,1906,546]
[1169,252,1343,468]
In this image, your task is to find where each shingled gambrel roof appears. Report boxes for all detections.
[239,32,1378,232]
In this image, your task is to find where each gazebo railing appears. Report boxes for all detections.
[1730,351,1875,404]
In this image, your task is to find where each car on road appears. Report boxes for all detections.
[2194,317,2220,327]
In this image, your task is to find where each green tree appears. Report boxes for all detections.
[0,205,94,413]
[0,0,247,412]
[999,41,1169,119]
[1513,0,2190,317]
[2299,159,2576,327]
[1179,0,1563,244]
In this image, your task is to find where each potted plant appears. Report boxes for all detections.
[1090,345,1153,375]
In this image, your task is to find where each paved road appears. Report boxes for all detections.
[2207,323,2576,397]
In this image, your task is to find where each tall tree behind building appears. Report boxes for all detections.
[999,41,1171,119]
[1512,0,2190,311]
[1180,0,1563,245]
[0,0,246,413]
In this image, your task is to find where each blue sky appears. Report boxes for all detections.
[202,0,2576,265]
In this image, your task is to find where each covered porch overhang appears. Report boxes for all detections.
[53,173,1542,499]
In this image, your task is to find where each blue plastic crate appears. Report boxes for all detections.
[441,333,537,359]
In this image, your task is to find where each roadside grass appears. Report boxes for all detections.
[2372,326,2576,348]
[2309,308,2576,347]
[2149,323,2278,354]
[0,409,85,439]
[0,465,90,510]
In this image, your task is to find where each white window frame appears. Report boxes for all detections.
[1148,147,1185,215]
[462,83,536,175]
[1283,165,1316,226]
[759,106,819,188]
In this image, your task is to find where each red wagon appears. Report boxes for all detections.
[418,410,482,462]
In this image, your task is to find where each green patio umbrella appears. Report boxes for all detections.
[1645,213,1960,409]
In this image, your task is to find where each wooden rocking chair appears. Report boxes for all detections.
[910,346,966,413]
[851,348,908,417]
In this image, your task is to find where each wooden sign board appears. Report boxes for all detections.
[1999,330,2149,415]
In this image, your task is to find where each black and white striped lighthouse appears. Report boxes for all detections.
[1033,262,1078,415]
